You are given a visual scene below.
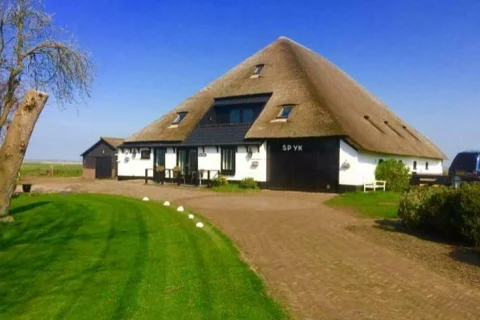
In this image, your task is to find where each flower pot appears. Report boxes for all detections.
[22,184,32,193]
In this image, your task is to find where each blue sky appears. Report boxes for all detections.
[26,0,480,162]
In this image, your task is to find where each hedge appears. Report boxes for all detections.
[398,184,480,246]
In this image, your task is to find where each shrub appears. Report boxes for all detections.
[211,174,228,187]
[375,159,410,192]
[239,177,258,189]
[398,184,480,245]
[398,187,433,228]
[455,184,480,246]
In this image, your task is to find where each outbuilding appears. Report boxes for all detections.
[117,37,446,192]
[81,137,124,179]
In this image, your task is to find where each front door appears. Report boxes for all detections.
[154,148,166,182]
[188,149,198,184]
[95,156,112,179]
[177,148,198,184]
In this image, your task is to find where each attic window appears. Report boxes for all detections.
[172,112,187,124]
[277,105,293,119]
[252,64,264,76]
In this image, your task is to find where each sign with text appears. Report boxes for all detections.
[282,144,303,152]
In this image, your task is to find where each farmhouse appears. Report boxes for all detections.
[81,137,124,179]
[118,37,446,192]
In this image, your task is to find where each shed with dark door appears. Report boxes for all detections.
[81,137,124,179]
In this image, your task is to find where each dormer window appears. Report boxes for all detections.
[172,112,187,124]
[252,64,264,76]
[277,105,293,119]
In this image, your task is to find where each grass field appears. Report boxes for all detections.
[326,191,401,219]
[0,194,286,319]
[20,162,82,177]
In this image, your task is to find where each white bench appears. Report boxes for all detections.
[363,180,386,192]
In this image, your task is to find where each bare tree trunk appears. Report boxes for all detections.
[0,90,49,220]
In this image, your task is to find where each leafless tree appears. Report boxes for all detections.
[0,0,93,220]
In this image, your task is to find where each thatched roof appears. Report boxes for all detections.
[101,137,124,149]
[126,36,446,159]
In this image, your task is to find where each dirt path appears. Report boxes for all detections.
[25,179,480,320]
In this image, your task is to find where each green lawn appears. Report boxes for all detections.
[20,162,82,177]
[326,191,401,219]
[0,194,286,319]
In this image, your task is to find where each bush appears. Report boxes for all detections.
[375,159,410,192]
[455,184,480,246]
[211,174,228,187]
[239,177,258,189]
[398,184,480,245]
[398,187,434,228]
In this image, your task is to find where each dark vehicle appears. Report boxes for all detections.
[448,151,480,187]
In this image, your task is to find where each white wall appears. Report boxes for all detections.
[232,143,267,182]
[339,139,444,186]
[197,142,267,182]
[117,143,268,182]
[165,147,177,170]
[117,147,154,177]
[339,140,359,185]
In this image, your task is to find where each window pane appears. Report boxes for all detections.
[141,150,151,159]
[221,148,235,172]
[243,109,254,123]
[253,64,264,75]
[455,154,476,171]
[278,106,293,118]
[172,112,187,124]
[230,109,241,123]
[178,150,187,170]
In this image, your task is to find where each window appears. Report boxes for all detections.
[378,159,384,164]
[253,64,264,76]
[413,161,417,170]
[425,162,429,170]
[230,109,241,124]
[141,149,151,160]
[215,106,261,124]
[451,153,477,172]
[221,147,236,175]
[277,105,293,119]
[243,108,254,123]
[172,112,187,124]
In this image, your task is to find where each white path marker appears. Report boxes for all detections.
[142,197,149,201]
[196,222,204,228]
[177,206,184,212]
[188,214,194,219]
[163,201,170,206]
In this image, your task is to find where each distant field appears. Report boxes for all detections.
[20,162,82,177]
